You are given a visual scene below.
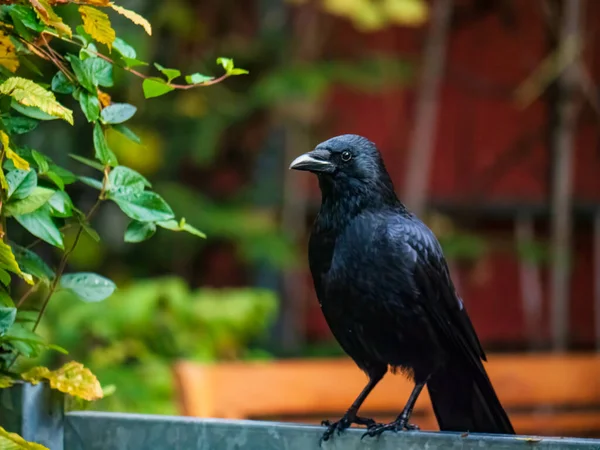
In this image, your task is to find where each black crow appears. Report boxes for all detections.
[289,134,514,442]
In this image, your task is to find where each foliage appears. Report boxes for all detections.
[289,0,428,31]
[35,277,278,414]
[0,0,247,444]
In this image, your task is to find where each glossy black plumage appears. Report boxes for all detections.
[290,134,514,442]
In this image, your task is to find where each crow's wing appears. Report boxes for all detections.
[384,215,486,363]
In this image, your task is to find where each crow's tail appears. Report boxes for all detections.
[426,357,515,434]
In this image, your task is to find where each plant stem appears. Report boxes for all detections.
[8,169,109,369]
[44,31,231,89]
[16,283,39,308]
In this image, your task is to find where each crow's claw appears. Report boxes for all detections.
[319,415,381,445]
[361,418,419,440]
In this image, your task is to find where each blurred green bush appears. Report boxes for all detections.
[35,277,278,414]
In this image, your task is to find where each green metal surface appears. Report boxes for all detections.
[65,412,600,450]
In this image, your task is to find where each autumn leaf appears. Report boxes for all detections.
[0,131,30,171]
[0,426,49,450]
[0,169,7,191]
[109,3,152,35]
[79,6,116,50]
[29,0,72,37]
[22,361,104,401]
[0,239,34,284]
[0,77,73,125]
[0,376,14,388]
[98,90,111,107]
[0,31,19,73]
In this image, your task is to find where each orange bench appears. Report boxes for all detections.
[174,353,600,437]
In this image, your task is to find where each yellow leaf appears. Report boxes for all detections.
[0,77,73,125]
[73,0,110,5]
[0,375,14,388]
[29,0,72,37]
[98,90,111,108]
[0,239,34,285]
[384,0,428,26]
[109,3,152,35]
[0,167,7,191]
[79,6,116,50]
[6,149,30,171]
[22,362,104,401]
[0,131,30,171]
[0,31,19,73]
[0,426,49,450]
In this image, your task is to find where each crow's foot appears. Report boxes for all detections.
[361,417,419,440]
[319,415,380,445]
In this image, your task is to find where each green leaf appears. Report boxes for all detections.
[108,190,175,222]
[100,103,136,124]
[48,190,73,218]
[32,150,49,173]
[75,215,100,242]
[79,220,100,242]
[108,165,151,190]
[51,71,74,94]
[79,42,98,61]
[5,186,55,216]
[69,154,104,171]
[84,57,113,88]
[11,101,58,121]
[3,323,45,357]
[185,73,214,84]
[78,90,100,122]
[45,172,64,190]
[0,269,10,286]
[121,56,148,68]
[216,57,234,72]
[93,122,117,166]
[6,169,36,200]
[14,204,64,248]
[48,164,77,185]
[112,124,141,144]
[2,115,38,134]
[66,53,94,92]
[0,307,16,336]
[78,176,103,190]
[60,272,116,302]
[157,219,206,238]
[113,37,136,58]
[75,25,92,45]
[124,220,156,243]
[142,78,174,99]
[229,68,249,75]
[154,63,180,82]
[12,244,55,280]
[6,5,44,33]
[0,289,14,307]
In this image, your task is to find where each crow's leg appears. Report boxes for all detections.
[320,366,386,444]
[361,381,425,439]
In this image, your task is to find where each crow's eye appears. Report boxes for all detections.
[341,151,352,162]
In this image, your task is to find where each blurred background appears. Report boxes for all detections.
[17,0,600,433]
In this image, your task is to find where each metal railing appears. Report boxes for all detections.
[3,383,600,449]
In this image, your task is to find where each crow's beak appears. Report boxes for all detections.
[289,149,334,173]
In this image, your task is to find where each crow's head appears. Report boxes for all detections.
[289,134,391,186]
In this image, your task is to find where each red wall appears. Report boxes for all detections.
[304,1,600,348]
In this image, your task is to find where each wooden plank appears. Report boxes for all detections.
[175,354,600,418]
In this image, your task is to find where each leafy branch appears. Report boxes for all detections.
[0,1,242,446]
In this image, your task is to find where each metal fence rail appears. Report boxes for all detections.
[64,412,600,450]
[3,385,600,449]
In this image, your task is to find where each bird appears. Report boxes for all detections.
[289,134,514,443]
